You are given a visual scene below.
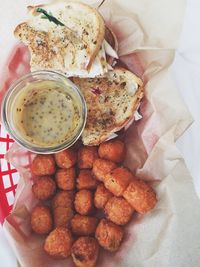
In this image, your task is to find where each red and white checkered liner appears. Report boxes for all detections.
[0,44,30,223]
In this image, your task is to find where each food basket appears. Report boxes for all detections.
[1,2,200,267]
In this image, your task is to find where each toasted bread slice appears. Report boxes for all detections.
[73,68,144,145]
[14,1,106,75]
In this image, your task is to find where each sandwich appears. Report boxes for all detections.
[14,0,144,145]
[73,67,144,145]
[14,1,118,78]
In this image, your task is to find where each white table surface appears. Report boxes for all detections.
[0,0,200,266]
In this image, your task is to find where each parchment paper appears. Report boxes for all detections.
[2,0,200,266]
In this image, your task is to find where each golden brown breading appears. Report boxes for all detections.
[55,168,76,191]
[98,139,126,163]
[78,146,98,169]
[52,190,74,209]
[74,190,94,215]
[94,183,113,209]
[104,196,134,225]
[71,237,99,267]
[77,170,98,190]
[44,227,73,259]
[104,167,133,196]
[123,179,157,214]
[53,206,74,228]
[54,148,77,169]
[31,205,53,234]
[31,155,56,176]
[95,219,124,252]
[32,176,56,200]
[71,214,98,236]
[92,158,117,182]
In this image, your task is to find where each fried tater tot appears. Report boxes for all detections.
[54,148,77,169]
[44,227,73,259]
[31,205,53,234]
[95,219,124,252]
[52,190,74,209]
[71,237,99,267]
[53,206,74,228]
[104,196,134,225]
[98,139,126,163]
[92,159,117,182]
[71,214,98,236]
[32,176,56,200]
[55,168,76,190]
[77,170,98,190]
[78,146,98,169]
[31,155,56,176]
[94,183,113,209]
[104,167,133,196]
[123,179,157,214]
[74,190,93,215]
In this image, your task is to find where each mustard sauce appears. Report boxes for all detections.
[12,80,81,147]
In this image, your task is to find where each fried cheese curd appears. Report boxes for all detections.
[104,167,133,196]
[71,237,99,267]
[77,170,98,190]
[74,190,94,215]
[95,219,124,252]
[52,190,74,209]
[31,205,53,235]
[53,206,74,227]
[98,139,126,163]
[94,183,113,209]
[32,176,56,200]
[54,148,77,168]
[52,190,74,227]
[55,168,76,190]
[92,158,117,182]
[123,179,157,214]
[104,196,134,225]
[78,146,98,169]
[44,227,73,259]
[71,214,98,236]
[31,154,56,176]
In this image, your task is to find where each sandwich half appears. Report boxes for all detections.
[14,1,118,78]
[73,68,144,145]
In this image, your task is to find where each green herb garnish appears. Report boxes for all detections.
[36,8,65,26]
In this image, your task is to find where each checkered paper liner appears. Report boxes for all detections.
[0,44,30,223]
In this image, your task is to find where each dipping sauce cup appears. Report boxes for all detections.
[1,70,87,154]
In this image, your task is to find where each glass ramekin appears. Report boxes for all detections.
[1,70,87,154]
